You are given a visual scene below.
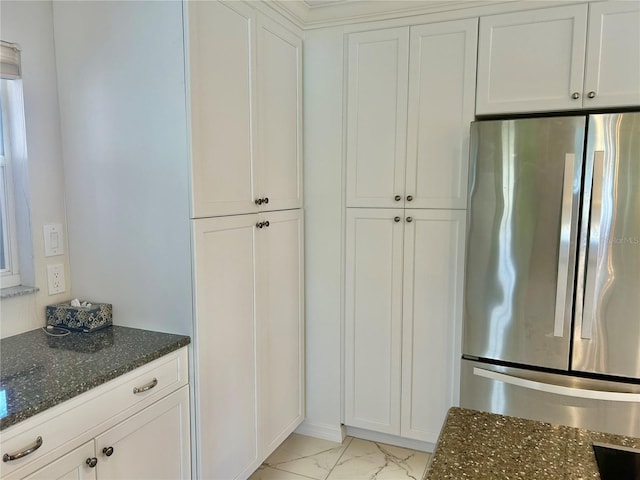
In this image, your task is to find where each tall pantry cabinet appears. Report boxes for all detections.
[186,2,304,479]
[344,19,475,443]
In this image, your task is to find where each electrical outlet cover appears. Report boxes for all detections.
[47,264,66,295]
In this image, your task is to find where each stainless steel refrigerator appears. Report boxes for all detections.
[460,112,640,437]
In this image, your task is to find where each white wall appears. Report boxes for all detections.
[297,26,346,441]
[52,0,192,335]
[0,0,71,338]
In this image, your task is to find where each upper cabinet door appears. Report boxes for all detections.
[583,2,640,109]
[346,28,410,208]
[476,5,588,115]
[256,18,303,212]
[405,19,477,210]
[188,1,257,218]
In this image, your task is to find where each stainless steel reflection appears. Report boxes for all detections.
[463,117,585,370]
[572,113,640,379]
[460,359,640,438]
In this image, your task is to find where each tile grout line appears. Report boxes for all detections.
[323,435,354,480]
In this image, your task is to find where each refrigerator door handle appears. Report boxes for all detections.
[553,154,576,337]
[581,151,605,340]
[473,367,640,402]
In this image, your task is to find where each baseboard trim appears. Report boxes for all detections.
[295,420,346,443]
[345,426,436,453]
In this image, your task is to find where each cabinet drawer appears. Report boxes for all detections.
[1,347,188,479]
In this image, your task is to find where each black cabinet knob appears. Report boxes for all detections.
[103,446,114,457]
[86,457,98,468]
[394,195,402,201]
[406,217,413,223]
[406,195,413,202]
[263,197,269,204]
[394,217,401,223]
[255,198,263,205]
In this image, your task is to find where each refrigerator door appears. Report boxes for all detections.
[464,116,586,370]
[572,112,640,380]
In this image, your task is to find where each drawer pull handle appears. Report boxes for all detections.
[3,436,43,462]
[86,457,98,468]
[133,377,158,394]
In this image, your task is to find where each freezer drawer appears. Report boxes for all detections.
[460,359,640,437]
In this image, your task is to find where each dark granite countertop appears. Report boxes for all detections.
[425,407,640,479]
[0,326,190,431]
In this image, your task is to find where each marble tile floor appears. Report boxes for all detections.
[248,433,431,480]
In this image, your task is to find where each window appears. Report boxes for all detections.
[0,41,26,289]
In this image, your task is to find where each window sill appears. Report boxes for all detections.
[0,285,39,299]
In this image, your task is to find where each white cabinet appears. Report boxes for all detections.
[2,349,190,480]
[187,1,302,218]
[187,0,256,218]
[346,19,477,210]
[344,209,465,442]
[344,209,404,434]
[193,214,259,480]
[256,16,303,214]
[193,209,304,479]
[343,17,473,444]
[345,27,409,209]
[400,210,465,442]
[406,20,477,210]
[188,2,304,478]
[22,387,190,480]
[583,2,640,109]
[258,211,305,457]
[476,2,640,115]
[22,442,96,480]
[95,387,191,480]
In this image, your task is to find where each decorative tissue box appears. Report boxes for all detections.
[46,301,112,332]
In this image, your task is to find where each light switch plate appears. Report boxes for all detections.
[43,224,64,256]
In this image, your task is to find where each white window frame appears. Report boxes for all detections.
[0,79,21,288]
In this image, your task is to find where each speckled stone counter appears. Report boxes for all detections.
[425,407,640,479]
[0,326,190,430]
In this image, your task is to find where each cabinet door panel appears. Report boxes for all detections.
[401,210,466,442]
[406,19,477,209]
[583,2,640,108]
[476,5,588,114]
[22,442,96,480]
[346,28,409,208]
[258,209,304,457]
[257,18,303,212]
[345,209,404,434]
[188,1,257,217]
[193,215,259,480]
[95,386,190,480]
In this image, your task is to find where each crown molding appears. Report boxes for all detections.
[268,0,521,29]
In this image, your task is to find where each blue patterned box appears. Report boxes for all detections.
[46,301,112,332]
